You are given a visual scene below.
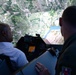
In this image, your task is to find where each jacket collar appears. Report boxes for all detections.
[59,33,76,58]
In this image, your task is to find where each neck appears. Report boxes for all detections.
[0,37,12,42]
[64,30,76,41]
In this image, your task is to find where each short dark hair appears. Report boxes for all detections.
[62,6,76,27]
[0,23,10,31]
[0,23,13,42]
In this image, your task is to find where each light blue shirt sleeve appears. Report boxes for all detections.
[17,52,29,68]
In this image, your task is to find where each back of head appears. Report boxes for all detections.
[62,6,76,28]
[0,23,13,42]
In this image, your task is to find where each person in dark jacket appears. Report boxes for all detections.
[35,6,76,75]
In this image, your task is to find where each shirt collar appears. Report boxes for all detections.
[0,42,13,48]
[63,33,76,50]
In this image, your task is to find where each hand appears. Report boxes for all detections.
[35,62,50,75]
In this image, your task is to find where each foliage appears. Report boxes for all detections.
[0,0,75,44]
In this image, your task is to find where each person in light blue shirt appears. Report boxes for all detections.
[0,23,28,71]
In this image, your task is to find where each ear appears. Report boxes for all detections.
[59,17,62,26]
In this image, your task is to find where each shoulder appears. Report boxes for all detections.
[59,45,76,62]
[13,47,25,55]
[13,48,28,66]
[58,45,76,68]
[56,42,76,75]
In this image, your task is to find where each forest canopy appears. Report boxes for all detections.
[0,0,75,44]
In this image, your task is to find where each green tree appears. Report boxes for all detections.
[0,0,74,44]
